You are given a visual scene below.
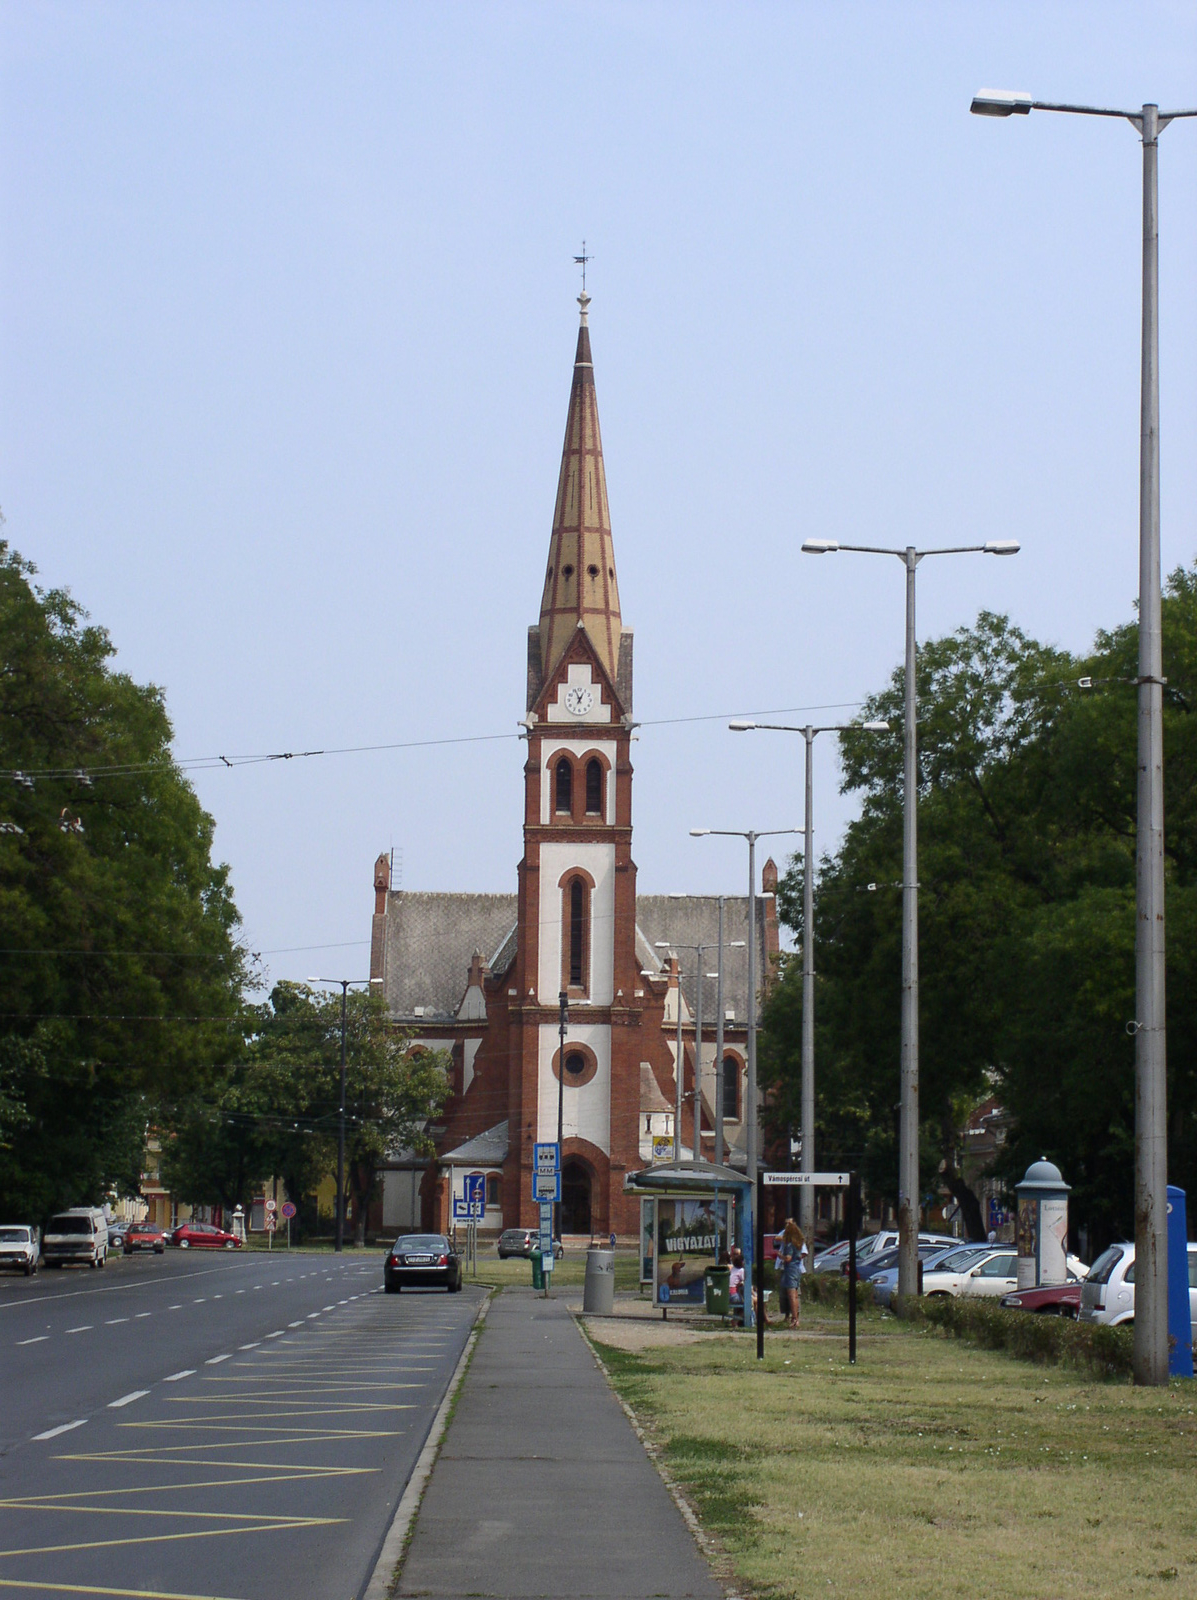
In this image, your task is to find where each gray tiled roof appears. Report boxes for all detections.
[634,895,766,1026]
[441,1121,509,1165]
[380,892,517,1021]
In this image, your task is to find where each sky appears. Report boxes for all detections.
[2,2,1195,989]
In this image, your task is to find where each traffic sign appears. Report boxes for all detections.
[533,1143,560,1175]
[763,1171,850,1187]
[264,1215,277,1232]
[264,1198,277,1212]
[532,1170,561,1202]
[280,1201,296,1220]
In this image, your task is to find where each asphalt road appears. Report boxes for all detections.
[0,1250,484,1600]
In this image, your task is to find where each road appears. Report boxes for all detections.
[0,1249,484,1600]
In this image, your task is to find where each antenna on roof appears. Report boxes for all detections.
[573,240,592,294]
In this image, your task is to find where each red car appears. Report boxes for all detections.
[1000,1281,1082,1317]
[123,1223,166,1255]
[171,1221,242,1250]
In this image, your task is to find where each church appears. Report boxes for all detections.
[369,295,779,1239]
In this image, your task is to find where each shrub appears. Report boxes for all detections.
[918,1294,1133,1379]
[801,1271,876,1310]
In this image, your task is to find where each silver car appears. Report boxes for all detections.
[1080,1241,1197,1332]
[0,1225,40,1275]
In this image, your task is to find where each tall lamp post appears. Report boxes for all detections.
[729,718,889,1242]
[654,936,744,1161]
[970,87,1196,1387]
[307,976,384,1253]
[799,539,1018,1299]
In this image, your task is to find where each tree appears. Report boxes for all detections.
[0,540,248,1221]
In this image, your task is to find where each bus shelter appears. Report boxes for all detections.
[624,1159,756,1324]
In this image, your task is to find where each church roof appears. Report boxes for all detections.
[536,295,623,688]
[378,892,517,1022]
[441,1120,509,1166]
[635,894,770,1030]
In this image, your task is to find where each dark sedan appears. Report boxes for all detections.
[384,1234,463,1293]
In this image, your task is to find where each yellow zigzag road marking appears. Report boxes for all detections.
[0,1578,245,1599]
[0,1503,337,1524]
[0,1468,376,1499]
[0,1518,344,1559]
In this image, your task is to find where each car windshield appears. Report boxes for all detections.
[134,1224,161,1234]
[0,1227,30,1242]
[1086,1245,1126,1286]
[396,1236,447,1251]
[49,1216,92,1234]
[934,1247,987,1272]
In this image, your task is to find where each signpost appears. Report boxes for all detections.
[281,1200,296,1249]
[532,1145,560,1295]
[265,1197,277,1251]
[762,1170,860,1365]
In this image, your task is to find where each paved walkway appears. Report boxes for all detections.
[396,1289,724,1600]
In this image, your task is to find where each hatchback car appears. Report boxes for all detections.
[1000,1281,1084,1317]
[0,1225,39,1275]
[1080,1241,1197,1331]
[123,1223,166,1255]
[870,1244,988,1307]
[497,1227,564,1260]
[171,1221,242,1250]
[384,1234,463,1293]
[917,1247,1018,1300]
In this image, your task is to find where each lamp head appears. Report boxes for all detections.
[971,89,1033,117]
[728,940,747,948]
[983,540,1020,556]
[861,720,890,732]
[728,721,756,732]
[801,538,839,554]
[689,828,711,837]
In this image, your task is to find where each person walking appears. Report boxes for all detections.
[778,1219,807,1329]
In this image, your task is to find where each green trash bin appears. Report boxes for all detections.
[530,1248,544,1291]
[704,1265,731,1317]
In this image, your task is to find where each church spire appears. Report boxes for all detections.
[537,294,622,686]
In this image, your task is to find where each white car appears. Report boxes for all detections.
[1079,1241,1197,1331]
[0,1225,39,1275]
[922,1247,1018,1299]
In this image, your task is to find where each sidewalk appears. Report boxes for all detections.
[395,1288,725,1600]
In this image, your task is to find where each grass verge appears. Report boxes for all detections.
[589,1305,1197,1600]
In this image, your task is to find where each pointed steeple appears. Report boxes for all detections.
[537,294,622,686]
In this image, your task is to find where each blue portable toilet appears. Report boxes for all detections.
[1166,1186,1193,1380]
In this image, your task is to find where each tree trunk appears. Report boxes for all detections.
[941,1149,987,1241]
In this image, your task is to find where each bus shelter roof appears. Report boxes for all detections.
[623,1159,752,1195]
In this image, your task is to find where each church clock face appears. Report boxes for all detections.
[564,685,593,716]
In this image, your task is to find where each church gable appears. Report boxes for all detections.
[532,624,625,727]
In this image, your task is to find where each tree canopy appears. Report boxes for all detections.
[760,566,1197,1250]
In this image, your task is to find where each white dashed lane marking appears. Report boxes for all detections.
[163,1369,195,1382]
[205,1353,231,1365]
[33,1420,86,1441]
[17,1336,48,1346]
[65,1326,92,1334]
[108,1389,149,1409]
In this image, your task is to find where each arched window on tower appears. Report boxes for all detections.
[563,876,589,991]
[555,758,572,815]
[722,1057,740,1122]
[585,758,603,816]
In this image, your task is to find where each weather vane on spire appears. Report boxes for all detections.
[573,240,592,294]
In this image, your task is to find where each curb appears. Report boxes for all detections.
[571,1309,744,1600]
[361,1289,492,1600]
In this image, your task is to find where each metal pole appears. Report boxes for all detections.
[747,834,758,1182]
[1134,102,1168,1387]
[557,991,567,1245]
[800,727,816,1243]
[755,1168,765,1360]
[673,959,684,1162]
[335,981,347,1254]
[714,897,725,1167]
[693,944,704,1162]
[848,1172,859,1365]
[898,549,920,1300]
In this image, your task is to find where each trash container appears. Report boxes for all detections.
[583,1247,614,1314]
[530,1249,544,1291]
[704,1265,731,1317]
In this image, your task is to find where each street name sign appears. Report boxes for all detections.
[763,1171,850,1187]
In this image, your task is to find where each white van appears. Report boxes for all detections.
[42,1208,109,1268]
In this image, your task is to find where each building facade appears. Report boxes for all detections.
[370,296,778,1238]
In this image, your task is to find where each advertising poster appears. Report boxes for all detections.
[654,1197,729,1306]
[640,1198,654,1284]
[1038,1195,1068,1285]
[1016,1195,1037,1289]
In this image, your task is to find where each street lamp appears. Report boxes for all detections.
[799,538,1018,1299]
[730,717,889,1241]
[557,990,568,1244]
[653,936,744,1162]
[307,976,384,1253]
[969,87,1196,1390]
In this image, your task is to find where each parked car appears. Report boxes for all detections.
[1000,1281,1084,1317]
[856,1240,962,1283]
[123,1222,166,1255]
[42,1208,108,1268]
[0,1225,40,1275]
[870,1245,989,1307]
[384,1233,463,1293]
[914,1246,1017,1300]
[497,1227,564,1260]
[842,1231,959,1274]
[171,1221,242,1250]
[812,1238,855,1273]
[1079,1241,1197,1331]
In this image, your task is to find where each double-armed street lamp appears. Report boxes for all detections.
[799,539,1018,1299]
[729,718,889,1242]
[970,85,1197,1388]
[307,976,385,1253]
[653,935,745,1162]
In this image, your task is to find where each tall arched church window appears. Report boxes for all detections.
[585,758,603,815]
[564,876,589,991]
[722,1057,740,1121]
[555,758,572,814]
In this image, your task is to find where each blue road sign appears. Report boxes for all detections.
[532,1170,561,1202]
[534,1143,560,1175]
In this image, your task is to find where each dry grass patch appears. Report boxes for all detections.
[590,1308,1197,1600]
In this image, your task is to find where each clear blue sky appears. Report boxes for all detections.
[3,3,1195,986]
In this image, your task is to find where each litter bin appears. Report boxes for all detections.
[704,1266,731,1317]
[530,1249,544,1291]
[583,1247,614,1314]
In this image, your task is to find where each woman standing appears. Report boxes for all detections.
[778,1219,807,1329]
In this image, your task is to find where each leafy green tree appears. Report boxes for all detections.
[0,540,248,1221]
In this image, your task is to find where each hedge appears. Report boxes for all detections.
[907,1293,1134,1380]
[801,1271,877,1310]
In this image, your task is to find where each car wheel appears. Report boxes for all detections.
[385,1281,400,1294]
[24,1262,34,1276]
[224,1239,235,1249]
[155,1244,164,1254]
[178,1239,189,1249]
